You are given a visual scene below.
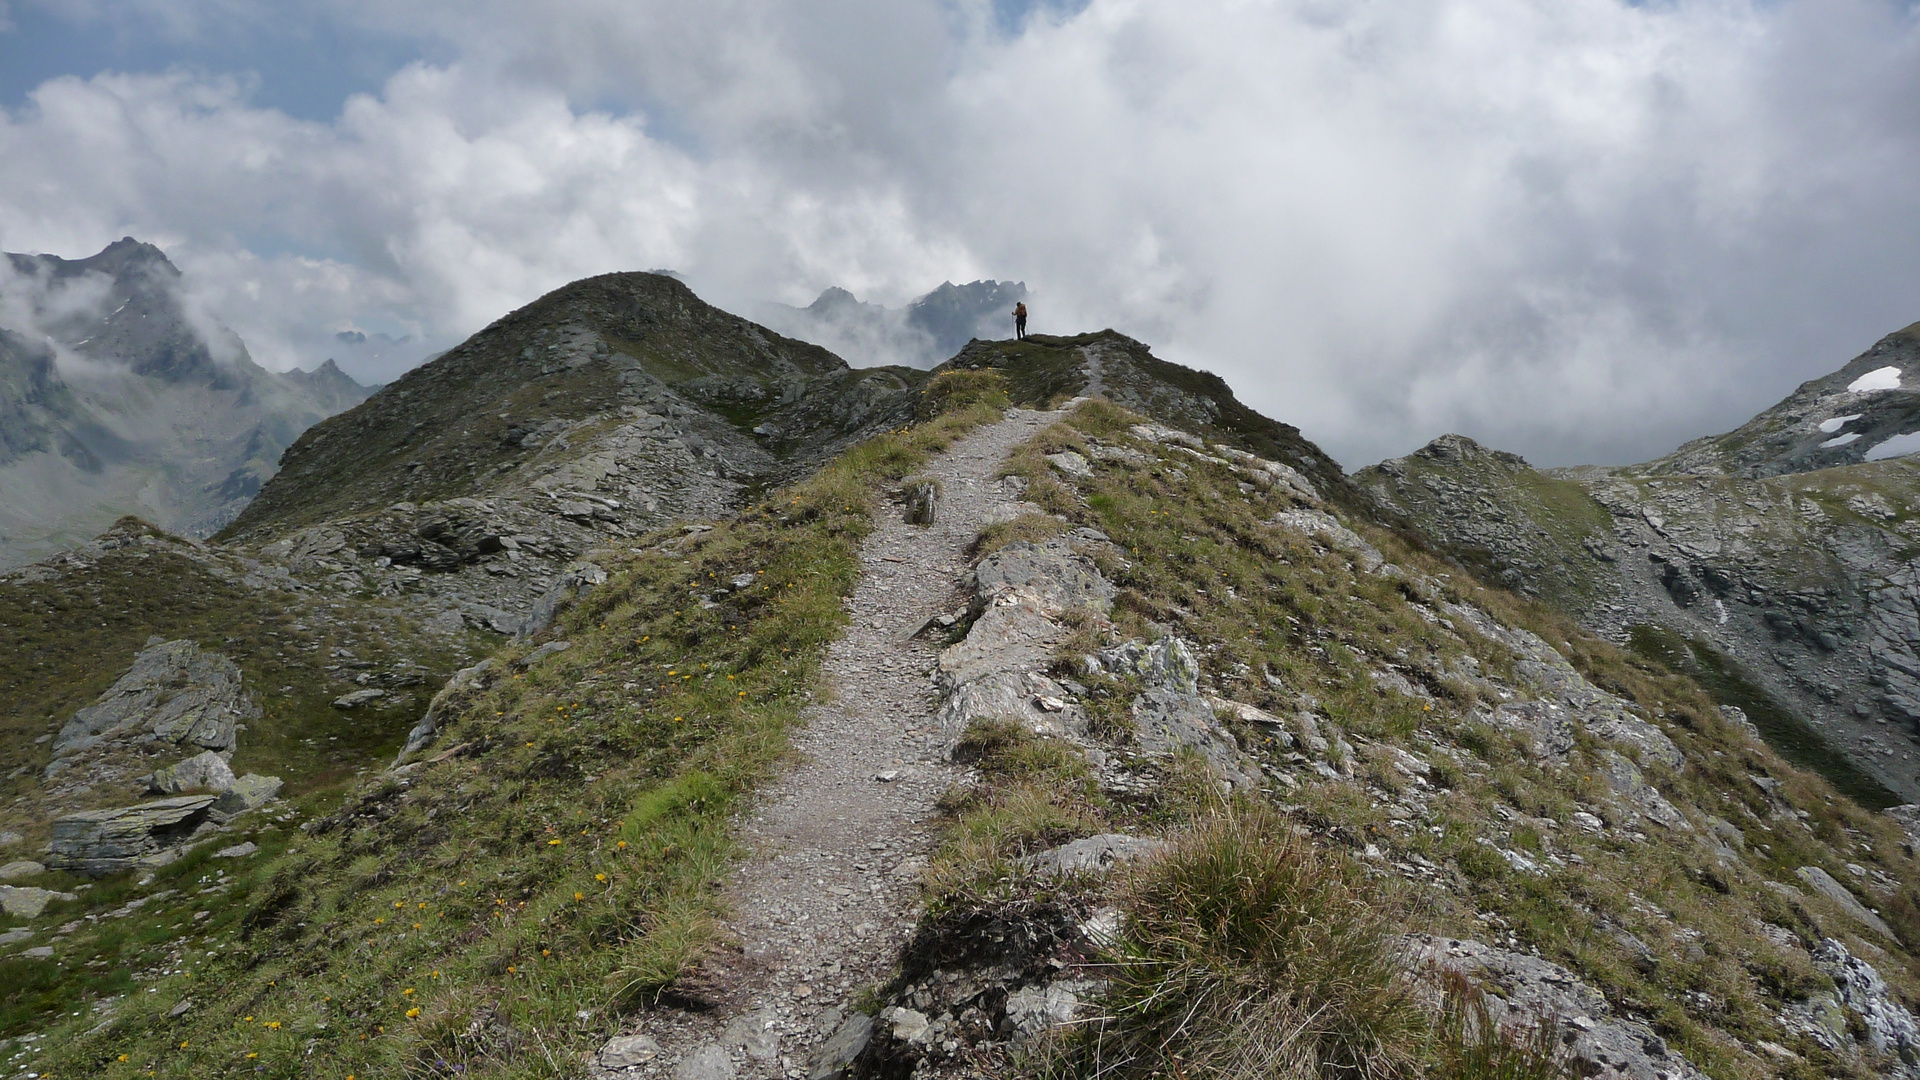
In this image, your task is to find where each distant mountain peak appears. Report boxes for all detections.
[1651,322,1920,477]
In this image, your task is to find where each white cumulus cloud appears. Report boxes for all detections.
[1,0,1918,468]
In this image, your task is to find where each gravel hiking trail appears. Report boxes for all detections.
[592,406,1067,1080]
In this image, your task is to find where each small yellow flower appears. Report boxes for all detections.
[549,839,562,846]
[406,1007,421,1019]
[507,965,516,973]
[247,1053,258,1060]
[617,840,628,849]
[394,901,404,909]
[119,1055,130,1062]
[403,987,415,995]
[574,892,585,900]
[595,873,607,882]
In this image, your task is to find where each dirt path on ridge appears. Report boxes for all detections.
[591,406,1066,1080]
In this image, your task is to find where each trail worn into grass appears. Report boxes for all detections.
[592,407,1064,1080]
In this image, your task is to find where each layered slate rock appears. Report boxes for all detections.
[46,795,217,877]
[49,638,254,772]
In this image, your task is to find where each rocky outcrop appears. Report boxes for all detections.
[142,750,235,795]
[49,638,254,771]
[45,795,218,877]
[1407,935,1710,1080]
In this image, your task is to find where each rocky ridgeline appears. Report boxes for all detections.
[1361,421,1920,804]
[800,417,1914,1080]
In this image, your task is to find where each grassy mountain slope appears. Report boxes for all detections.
[5,292,1918,1080]
[222,272,924,543]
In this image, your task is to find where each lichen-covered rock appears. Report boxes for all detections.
[1407,935,1710,1080]
[212,774,283,819]
[1024,834,1168,876]
[1131,686,1259,789]
[49,639,254,768]
[0,886,76,919]
[1091,636,1200,695]
[1812,938,1920,1076]
[142,750,236,795]
[973,538,1115,614]
[45,795,216,877]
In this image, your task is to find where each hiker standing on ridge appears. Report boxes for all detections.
[1013,302,1028,340]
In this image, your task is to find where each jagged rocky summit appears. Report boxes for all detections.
[0,237,374,567]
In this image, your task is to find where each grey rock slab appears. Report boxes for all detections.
[46,794,216,877]
[213,842,258,859]
[1407,935,1709,1080]
[331,688,386,709]
[596,1033,664,1070]
[143,750,236,795]
[51,639,252,762]
[810,1014,874,1080]
[212,774,283,819]
[0,886,76,919]
[1270,508,1383,572]
[1797,865,1896,938]
[937,602,1063,689]
[519,560,606,638]
[937,670,1084,739]
[720,1005,780,1062]
[974,539,1116,614]
[670,1044,735,1080]
[1132,686,1260,789]
[19,946,53,959]
[0,928,33,945]
[1813,937,1920,1071]
[1044,450,1092,478]
[0,861,44,881]
[513,640,573,669]
[1025,834,1168,876]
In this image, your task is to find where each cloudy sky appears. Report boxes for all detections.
[3,0,1919,468]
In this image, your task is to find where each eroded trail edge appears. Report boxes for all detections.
[592,407,1063,1080]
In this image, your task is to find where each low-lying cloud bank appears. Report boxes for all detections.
[3,0,1919,468]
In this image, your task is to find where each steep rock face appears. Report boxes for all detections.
[0,238,374,566]
[1360,351,1920,804]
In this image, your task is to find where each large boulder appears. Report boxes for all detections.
[0,886,76,919]
[212,774,283,819]
[45,795,217,877]
[974,539,1115,615]
[49,639,254,771]
[142,750,236,795]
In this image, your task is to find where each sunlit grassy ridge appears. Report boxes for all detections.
[919,401,1920,1080]
[25,388,1006,1080]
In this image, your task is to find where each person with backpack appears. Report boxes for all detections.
[1013,302,1028,340]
